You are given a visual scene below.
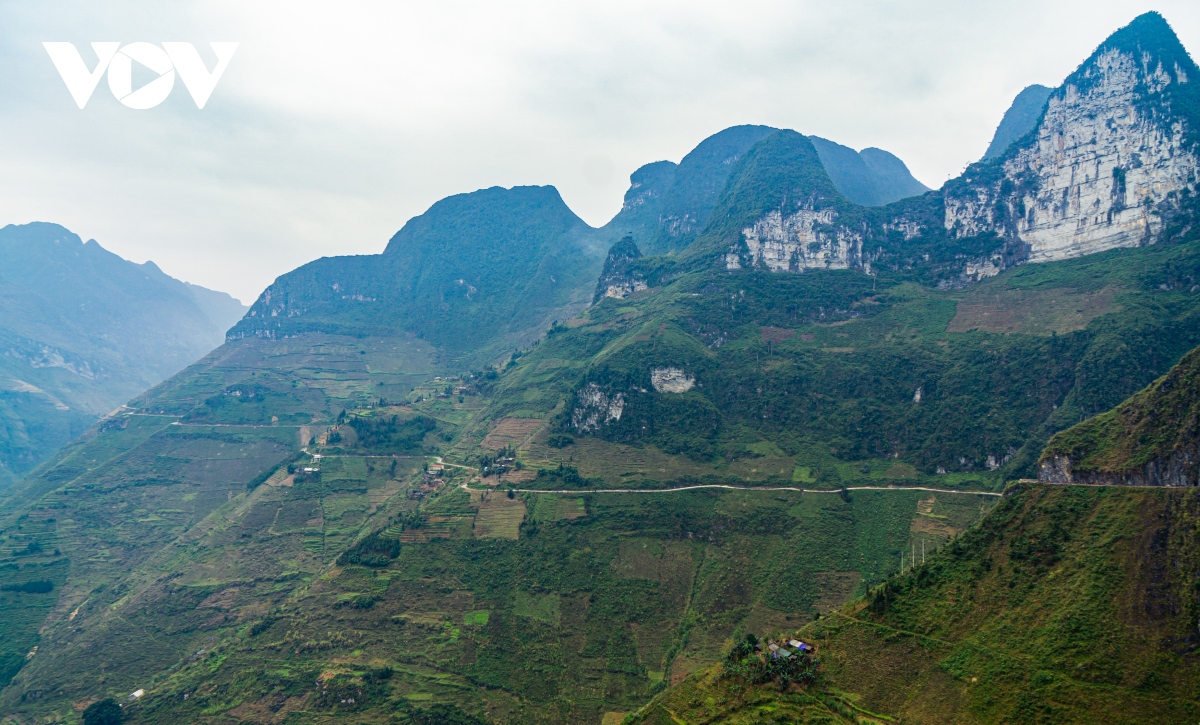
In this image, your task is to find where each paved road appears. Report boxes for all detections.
[508,483,1002,496]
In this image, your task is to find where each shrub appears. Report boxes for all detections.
[1,580,53,594]
[338,531,400,567]
[82,699,122,725]
[411,703,489,725]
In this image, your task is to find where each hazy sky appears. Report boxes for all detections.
[0,1,1197,303]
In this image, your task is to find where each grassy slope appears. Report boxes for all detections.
[0,334,434,708]
[628,484,1200,724]
[0,223,246,486]
[229,185,606,370]
[1041,344,1200,479]
[0,327,999,724]
[469,229,1200,487]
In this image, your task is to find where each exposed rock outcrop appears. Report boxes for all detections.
[723,13,1200,284]
[727,208,864,271]
[594,235,647,302]
[649,368,695,394]
[945,46,1198,264]
[1038,448,1200,487]
[569,383,625,433]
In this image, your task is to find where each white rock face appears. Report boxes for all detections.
[727,208,863,271]
[729,47,1197,279]
[946,48,1198,263]
[602,280,648,300]
[650,367,695,394]
[570,383,624,432]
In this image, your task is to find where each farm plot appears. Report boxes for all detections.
[472,492,526,540]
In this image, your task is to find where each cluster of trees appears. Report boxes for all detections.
[1,579,53,594]
[347,414,437,453]
[478,444,519,478]
[721,633,819,691]
[338,530,401,567]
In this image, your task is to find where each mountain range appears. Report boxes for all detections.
[0,222,246,488]
[1,10,1199,725]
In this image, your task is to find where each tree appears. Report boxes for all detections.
[82,698,122,725]
[411,703,488,725]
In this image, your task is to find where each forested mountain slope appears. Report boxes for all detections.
[628,345,1200,724]
[602,125,930,258]
[0,222,245,487]
[229,185,607,369]
[1040,344,1200,486]
[1,11,1199,725]
[652,13,1200,283]
[982,84,1054,160]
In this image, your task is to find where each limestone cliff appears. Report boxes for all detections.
[726,208,864,272]
[945,19,1200,265]
[593,235,648,302]
[718,13,1200,284]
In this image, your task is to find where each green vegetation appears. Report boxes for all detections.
[0,222,246,487]
[629,484,1200,724]
[629,334,1200,723]
[230,186,608,368]
[0,326,995,722]
[82,698,122,725]
[1,14,1197,725]
[721,634,820,690]
[602,126,777,256]
[470,228,1200,489]
[1041,344,1200,484]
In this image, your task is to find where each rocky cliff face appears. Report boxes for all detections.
[720,13,1200,284]
[946,46,1198,264]
[1039,449,1200,487]
[726,208,864,272]
[569,383,625,433]
[593,235,648,301]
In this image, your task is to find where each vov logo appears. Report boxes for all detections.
[44,42,239,109]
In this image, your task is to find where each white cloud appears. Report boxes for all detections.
[0,0,1196,302]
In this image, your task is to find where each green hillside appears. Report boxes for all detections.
[2,11,1199,725]
[0,329,999,723]
[602,126,777,256]
[229,185,606,369]
[2,211,1191,722]
[473,221,1200,486]
[1040,345,1200,486]
[625,337,1200,724]
[0,223,246,488]
[602,126,930,257]
[625,483,1200,724]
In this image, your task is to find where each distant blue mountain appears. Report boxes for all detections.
[0,222,246,486]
